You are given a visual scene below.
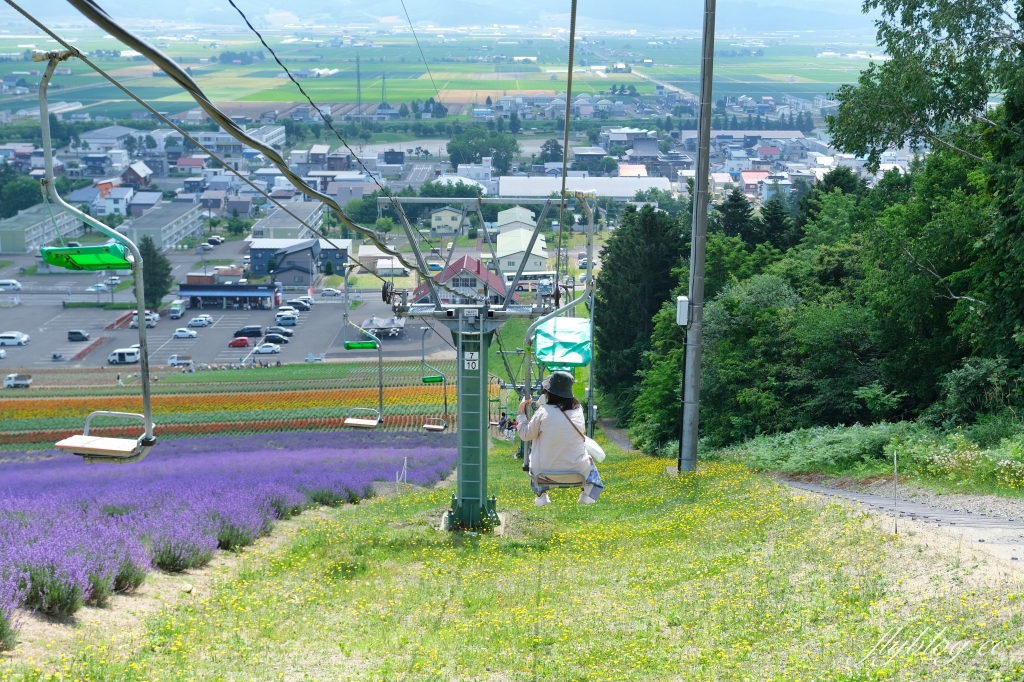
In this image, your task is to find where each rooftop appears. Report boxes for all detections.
[252,203,322,229]
[496,228,548,258]
[571,146,608,157]
[0,203,72,231]
[108,188,134,200]
[497,175,672,198]
[131,192,162,206]
[80,125,139,140]
[122,201,200,229]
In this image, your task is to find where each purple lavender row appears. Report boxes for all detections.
[0,431,456,650]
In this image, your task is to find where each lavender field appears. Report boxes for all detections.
[0,431,456,650]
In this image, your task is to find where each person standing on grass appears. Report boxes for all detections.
[116,373,123,387]
[517,371,603,507]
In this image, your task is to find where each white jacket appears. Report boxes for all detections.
[517,403,591,477]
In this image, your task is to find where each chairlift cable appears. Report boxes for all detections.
[51,0,481,305]
[556,0,581,291]
[228,0,477,286]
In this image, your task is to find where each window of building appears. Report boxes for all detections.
[507,261,515,267]
[451,216,458,221]
[294,276,302,283]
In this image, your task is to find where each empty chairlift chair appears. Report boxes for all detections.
[342,322,384,428]
[419,326,449,432]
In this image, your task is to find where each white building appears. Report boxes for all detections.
[119,201,204,250]
[79,125,140,152]
[456,156,497,194]
[725,148,752,172]
[97,187,135,217]
[497,176,672,202]
[0,204,81,254]
[495,228,548,273]
[496,206,536,233]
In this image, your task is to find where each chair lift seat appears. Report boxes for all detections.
[344,417,380,428]
[423,417,447,432]
[532,470,587,488]
[55,434,140,457]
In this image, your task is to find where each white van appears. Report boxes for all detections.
[108,348,141,364]
[275,313,298,326]
[0,331,29,346]
[0,280,22,291]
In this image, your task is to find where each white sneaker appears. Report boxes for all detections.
[534,492,551,507]
[578,491,596,505]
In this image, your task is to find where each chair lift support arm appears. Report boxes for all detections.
[37,53,154,442]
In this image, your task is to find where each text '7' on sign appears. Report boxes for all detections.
[464,352,479,371]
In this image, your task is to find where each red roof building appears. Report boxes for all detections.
[411,255,518,306]
[756,146,782,159]
[176,156,207,170]
[740,170,771,191]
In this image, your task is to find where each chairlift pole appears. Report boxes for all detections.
[39,53,154,444]
[679,0,717,472]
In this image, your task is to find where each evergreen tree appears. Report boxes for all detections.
[759,190,798,249]
[137,235,173,309]
[323,259,335,276]
[717,188,759,244]
[594,205,686,423]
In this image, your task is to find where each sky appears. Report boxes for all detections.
[4,0,878,34]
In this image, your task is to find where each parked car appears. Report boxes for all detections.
[173,328,198,339]
[297,295,315,307]
[104,276,121,286]
[132,310,159,322]
[207,236,225,245]
[253,343,280,354]
[67,330,90,342]
[0,280,22,291]
[266,326,294,337]
[188,314,213,328]
[196,243,214,252]
[264,333,290,345]
[86,283,108,293]
[427,262,443,272]
[0,332,29,346]
[321,288,341,297]
[228,337,251,348]
[129,318,156,329]
[285,300,311,312]
[277,306,299,316]
[167,354,193,366]
[274,314,298,327]
[233,325,264,338]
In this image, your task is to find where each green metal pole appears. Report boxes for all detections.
[446,310,499,531]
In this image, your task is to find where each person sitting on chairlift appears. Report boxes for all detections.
[517,371,604,507]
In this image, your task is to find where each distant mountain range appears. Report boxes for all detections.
[12,0,877,34]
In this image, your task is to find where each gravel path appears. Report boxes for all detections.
[779,473,1024,524]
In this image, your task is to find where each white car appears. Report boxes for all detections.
[173,328,198,339]
[188,315,213,328]
[0,349,6,359]
[321,288,341,297]
[253,343,280,354]
[104,276,121,286]
[86,283,108,292]
[297,295,314,307]
[277,306,299,316]
[129,318,156,329]
[0,332,29,346]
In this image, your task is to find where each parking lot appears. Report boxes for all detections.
[0,294,453,372]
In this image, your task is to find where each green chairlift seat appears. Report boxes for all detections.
[40,243,134,271]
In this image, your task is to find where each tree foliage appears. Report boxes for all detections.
[594,205,686,423]
[446,127,520,174]
[138,235,174,309]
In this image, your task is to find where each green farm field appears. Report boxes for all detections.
[0,31,872,119]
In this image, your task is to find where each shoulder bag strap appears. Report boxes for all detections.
[558,407,586,441]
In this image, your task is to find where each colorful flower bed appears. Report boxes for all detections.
[0,431,455,650]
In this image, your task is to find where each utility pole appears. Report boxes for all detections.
[356,53,362,116]
[381,71,386,105]
[679,0,716,472]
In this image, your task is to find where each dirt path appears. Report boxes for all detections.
[598,418,633,452]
